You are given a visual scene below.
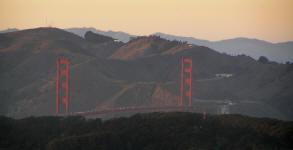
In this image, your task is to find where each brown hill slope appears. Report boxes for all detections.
[0,28,292,120]
[109,36,191,60]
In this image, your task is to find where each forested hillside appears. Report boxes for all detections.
[1,112,293,150]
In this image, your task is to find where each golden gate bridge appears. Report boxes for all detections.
[55,57,219,118]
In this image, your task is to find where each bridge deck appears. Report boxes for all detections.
[73,106,195,116]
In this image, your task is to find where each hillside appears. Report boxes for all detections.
[0,27,293,120]
[0,28,123,117]
[1,112,293,150]
[109,36,192,60]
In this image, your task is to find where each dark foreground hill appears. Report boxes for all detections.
[0,112,293,150]
[0,27,293,120]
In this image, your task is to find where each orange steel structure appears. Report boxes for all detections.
[180,58,192,106]
[56,59,69,115]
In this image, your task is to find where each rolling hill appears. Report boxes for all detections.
[3,28,292,63]
[0,27,293,120]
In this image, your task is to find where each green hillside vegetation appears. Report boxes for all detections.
[0,112,292,150]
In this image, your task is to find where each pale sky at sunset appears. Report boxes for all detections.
[0,0,292,43]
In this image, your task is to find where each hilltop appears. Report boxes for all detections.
[2,27,292,63]
[109,36,192,60]
[65,27,135,43]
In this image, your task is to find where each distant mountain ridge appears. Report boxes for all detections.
[153,32,293,63]
[65,27,136,43]
[65,28,293,63]
[0,28,18,33]
[2,28,292,63]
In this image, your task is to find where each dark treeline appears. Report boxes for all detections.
[0,112,293,150]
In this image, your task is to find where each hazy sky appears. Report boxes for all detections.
[1,0,292,43]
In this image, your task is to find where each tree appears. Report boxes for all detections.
[258,56,269,63]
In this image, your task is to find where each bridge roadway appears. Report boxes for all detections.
[73,106,195,117]
[71,99,242,117]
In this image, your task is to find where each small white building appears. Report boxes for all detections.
[215,73,233,78]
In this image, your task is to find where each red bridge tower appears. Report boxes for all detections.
[180,58,192,106]
[56,59,69,115]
